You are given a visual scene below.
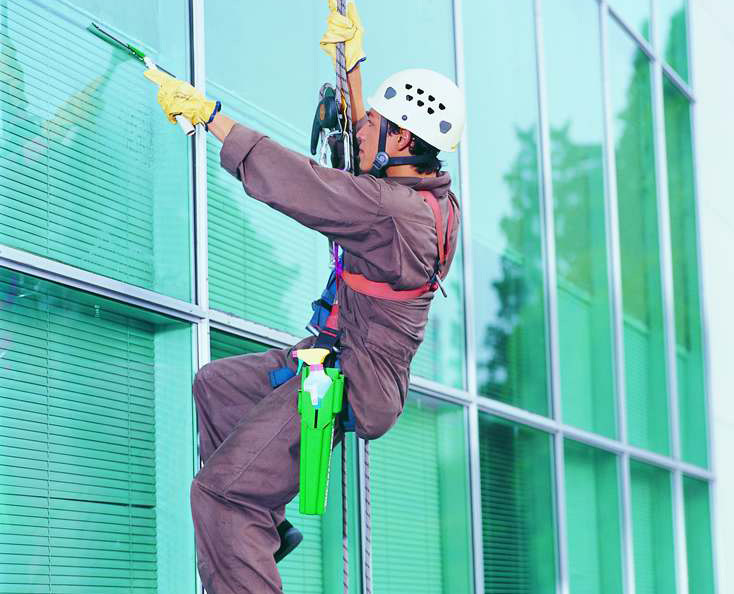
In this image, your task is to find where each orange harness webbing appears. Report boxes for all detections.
[341,190,455,301]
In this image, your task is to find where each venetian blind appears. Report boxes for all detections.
[0,270,157,592]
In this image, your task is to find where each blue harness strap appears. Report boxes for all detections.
[270,254,357,431]
[307,268,338,333]
[269,367,296,389]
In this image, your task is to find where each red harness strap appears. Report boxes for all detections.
[341,190,454,301]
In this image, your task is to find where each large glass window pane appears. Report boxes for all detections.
[610,0,652,40]
[657,0,689,82]
[663,78,707,468]
[205,1,464,388]
[608,22,669,454]
[371,393,473,593]
[0,267,195,593]
[465,0,548,414]
[683,477,715,594]
[629,460,676,594]
[565,441,624,594]
[543,0,616,437]
[0,0,192,300]
[478,414,556,592]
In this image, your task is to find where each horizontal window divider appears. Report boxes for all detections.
[208,309,299,349]
[607,2,656,62]
[0,244,204,323]
[661,63,695,101]
[409,376,472,405]
[476,393,714,478]
[477,394,559,433]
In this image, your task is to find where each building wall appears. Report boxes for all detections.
[0,1,723,593]
[691,1,734,592]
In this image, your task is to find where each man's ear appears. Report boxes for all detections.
[398,130,413,152]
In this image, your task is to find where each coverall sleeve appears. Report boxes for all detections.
[220,123,384,256]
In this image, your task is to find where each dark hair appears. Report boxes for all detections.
[386,119,443,175]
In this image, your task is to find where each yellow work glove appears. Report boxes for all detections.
[319,0,366,72]
[143,69,220,126]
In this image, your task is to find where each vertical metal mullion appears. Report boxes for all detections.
[685,1,720,591]
[598,2,635,592]
[533,1,568,592]
[650,1,689,592]
[190,1,208,592]
[191,0,210,373]
[450,0,484,591]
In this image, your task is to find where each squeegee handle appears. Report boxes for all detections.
[143,57,196,136]
[174,114,196,136]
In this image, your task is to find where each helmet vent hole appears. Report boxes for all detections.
[417,100,424,107]
[428,107,435,114]
[439,103,446,110]
[406,95,414,101]
[417,88,424,95]
[428,95,435,102]
[384,86,397,99]
[405,83,413,89]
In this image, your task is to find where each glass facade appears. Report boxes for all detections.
[0,0,716,593]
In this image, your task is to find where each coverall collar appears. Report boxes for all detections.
[384,171,453,198]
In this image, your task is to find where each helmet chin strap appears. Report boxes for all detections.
[367,114,433,178]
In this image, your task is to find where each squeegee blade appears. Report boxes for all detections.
[87,22,144,62]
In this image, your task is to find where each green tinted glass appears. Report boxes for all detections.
[610,0,652,40]
[663,78,707,468]
[465,0,548,414]
[0,0,192,301]
[657,0,689,82]
[205,1,465,388]
[630,461,676,594]
[371,394,473,593]
[608,22,669,454]
[478,414,556,592]
[544,0,616,436]
[0,267,195,593]
[683,477,715,594]
[565,441,623,594]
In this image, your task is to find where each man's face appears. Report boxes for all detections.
[356,109,381,174]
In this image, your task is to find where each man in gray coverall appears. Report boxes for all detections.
[144,2,465,592]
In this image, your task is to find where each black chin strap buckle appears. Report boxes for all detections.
[369,151,390,177]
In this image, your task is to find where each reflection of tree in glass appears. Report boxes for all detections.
[550,123,604,293]
[477,119,608,406]
[614,36,658,326]
[478,126,546,405]
[664,8,688,80]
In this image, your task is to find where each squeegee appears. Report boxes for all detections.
[87,22,195,136]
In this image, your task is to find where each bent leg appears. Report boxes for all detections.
[191,373,302,594]
[193,342,302,464]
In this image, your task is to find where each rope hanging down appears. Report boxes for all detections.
[333,2,371,593]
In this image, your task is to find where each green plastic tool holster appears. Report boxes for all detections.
[298,366,345,515]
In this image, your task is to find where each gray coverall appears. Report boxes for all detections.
[190,122,460,593]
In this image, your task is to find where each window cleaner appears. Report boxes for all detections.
[86,22,197,136]
[141,0,466,590]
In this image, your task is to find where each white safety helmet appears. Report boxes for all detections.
[367,68,465,153]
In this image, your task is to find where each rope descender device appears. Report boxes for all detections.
[310,83,354,172]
